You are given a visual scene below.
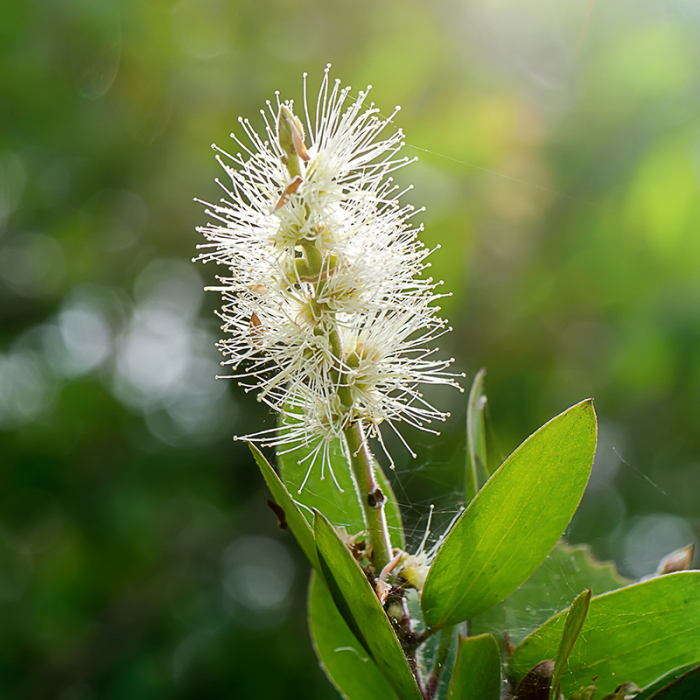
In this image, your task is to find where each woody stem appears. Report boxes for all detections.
[343,421,393,572]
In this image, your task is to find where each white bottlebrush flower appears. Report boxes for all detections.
[372,504,465,604]
[195,65,460,479]
[396,505,464,593]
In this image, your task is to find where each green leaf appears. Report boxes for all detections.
[636,664,700,700]
[248,443,319,570]
[471,542,629,646]
[446,633,501,700]
[550,589,591,700]
[646,667,700,699]
[278,425,404,549]
[466,367,488,503]
[308,571,400,700]
[422,400,597,630]
[509,572,700,698]
[313,510,423,700]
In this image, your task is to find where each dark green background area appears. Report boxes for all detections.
[1,0,699,698]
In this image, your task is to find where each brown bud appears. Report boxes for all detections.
[657,543,694,575]
[641,543,695,581]
[515,660,554,700]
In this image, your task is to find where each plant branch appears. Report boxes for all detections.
[403,626,438,650]
[343,421,393,572]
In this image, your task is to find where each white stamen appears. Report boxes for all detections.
[196,68,460,488]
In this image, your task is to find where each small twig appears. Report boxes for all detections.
[402,625,437,650]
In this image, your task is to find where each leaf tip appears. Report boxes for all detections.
[246,440,262,457]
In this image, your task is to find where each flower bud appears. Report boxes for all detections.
[400,553,430,591]
[386,600,404,622]
[278,105,309,178]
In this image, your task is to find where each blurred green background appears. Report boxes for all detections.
[2,0,700,697]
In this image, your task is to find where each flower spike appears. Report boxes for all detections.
[196,67,460,485]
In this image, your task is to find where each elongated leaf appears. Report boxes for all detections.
[509,572,700,697]
[550,589,591,700]
[422,400,597,630]
[471,542,629,646]
[308,571,400,700]
[278,426,404,549]
[313,511,423,700]
[466,367,488,503]
[636,664,700,700]
[249,443,318,569]
[645,665,700,699]
[446,633,501,700]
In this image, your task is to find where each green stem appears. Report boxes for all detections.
[300,239,323,274]
[425,627,454,700]
[327,326,355,410]
[283,154,392,573]
[343,421,393,572]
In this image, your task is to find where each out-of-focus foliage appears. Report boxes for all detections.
[1,0,699,698]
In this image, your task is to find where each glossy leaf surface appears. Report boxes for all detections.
[646,666,700,699]
[249,443,319,569]
[308,571,400,700]
[422,400,597,630]
[446,633,501,700]
[509,572,700,697]
[471,542,628,646]
[635,664,700,700]
[313,511,423,700]
[567,684,597,699]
